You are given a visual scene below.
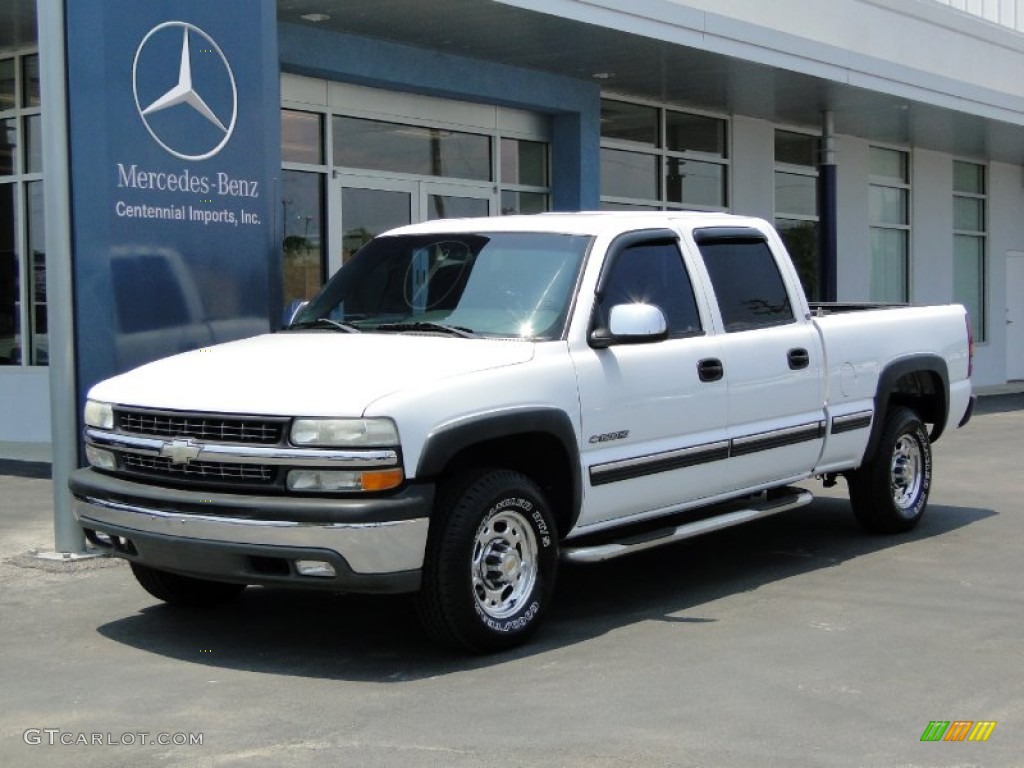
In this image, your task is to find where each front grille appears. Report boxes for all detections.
[122,454,276,485]
[116,408,285,445]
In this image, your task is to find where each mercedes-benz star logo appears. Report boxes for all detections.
[132,21,237,161]
[160,439,203,466]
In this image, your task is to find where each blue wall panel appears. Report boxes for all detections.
[66,0,282,417]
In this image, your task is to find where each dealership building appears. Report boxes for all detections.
[3,0,1024,471]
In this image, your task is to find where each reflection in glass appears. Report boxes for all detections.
[1,118,16,176]
[954,234,984,341]
[601,149,659,200]
[953,161,984,194]
[501,191,548,216]
[775,131,819,167]
[340,187,411,263]
[427,195,488,221]
[27,181,45,364]
[296,232,591,340]
[666,112,726,156]
[334,117,491,181]
[775,172,817,218]
[869,185,907,226]
[666,158,724,207]
[776,218,820,301]
[281,110,323,165]
[953,196,984,232]
[600,100,658,146]
[25,115,41,174]
[22,54,40,108]
[0,183,18,364]
[870,227,908,302]
[869,146,908,182]
[0,59,13,111]
[501,138,548,187]
[281,171,324,308]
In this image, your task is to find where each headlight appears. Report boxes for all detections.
[290,418,398,447]
[84,400,114,430]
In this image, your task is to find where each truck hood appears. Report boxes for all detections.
[88,332,536,416]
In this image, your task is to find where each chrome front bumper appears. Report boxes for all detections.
[70,468,432,593]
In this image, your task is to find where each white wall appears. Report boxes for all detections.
[911,148,954,307]
[730,115,774,222]
[657,0,1024,101]
[835,136,872,300]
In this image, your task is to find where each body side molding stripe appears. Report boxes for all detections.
[831,411,873,435]
[588,420,826,486]
[730,421,826,457]
[589,441,730,487]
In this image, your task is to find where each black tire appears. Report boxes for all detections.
[847,406,932,534]
[130,563,246,608]
[417,468,559,653]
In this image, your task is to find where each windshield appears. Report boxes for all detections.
[293,232,592,340]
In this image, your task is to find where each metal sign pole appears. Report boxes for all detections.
[38,0,88,555]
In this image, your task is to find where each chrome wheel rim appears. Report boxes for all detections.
[472,509,539,620]
[891,434,924,513]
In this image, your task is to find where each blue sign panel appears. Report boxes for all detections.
[66,0,280,409]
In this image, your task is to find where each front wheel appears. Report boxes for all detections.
[847,406,932,534]
[417,469,559,653]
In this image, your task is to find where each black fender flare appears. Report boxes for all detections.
[415,407,583,531]
[863,355,949,462]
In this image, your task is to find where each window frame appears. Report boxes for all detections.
[599,95,730,212]
[952,158,987,342]
[0,50,45,369]
[868,145,912,303]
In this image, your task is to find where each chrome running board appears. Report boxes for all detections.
[561,489,814,564]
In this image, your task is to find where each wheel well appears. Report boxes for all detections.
[887,369,946,429]
[438,433,577,539]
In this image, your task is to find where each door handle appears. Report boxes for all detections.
[788,348,810,370]
[697,358,724,382]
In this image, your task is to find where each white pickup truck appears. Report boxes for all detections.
[71,212,975,652]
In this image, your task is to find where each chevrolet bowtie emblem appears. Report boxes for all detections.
[160,439,202,465]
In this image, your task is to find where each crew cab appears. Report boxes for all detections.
[70,212,975,652]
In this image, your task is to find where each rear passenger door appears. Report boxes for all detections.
[692,227,826,489]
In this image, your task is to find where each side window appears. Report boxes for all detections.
[697,237,795,331]
[597,240,702,337]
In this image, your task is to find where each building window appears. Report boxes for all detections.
[774,130,820,301]
[500,138,549,214]
[953,160,986,341]
[281,88,551,308]
[600,98,728,211]
[280,110,326,311]
[0,51,44,367]
[869,146,910,303]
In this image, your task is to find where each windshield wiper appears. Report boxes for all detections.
[375,321,477,338]
[287,318,361,333]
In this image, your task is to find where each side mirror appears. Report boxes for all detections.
[589,303,668,348]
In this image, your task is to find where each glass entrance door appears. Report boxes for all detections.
[337,175,493,266]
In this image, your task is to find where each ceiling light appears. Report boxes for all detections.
[301,13,330,22]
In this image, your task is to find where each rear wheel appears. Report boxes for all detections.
[130,563,246,607]
[417,469,559,653]
[847,406,932,533]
